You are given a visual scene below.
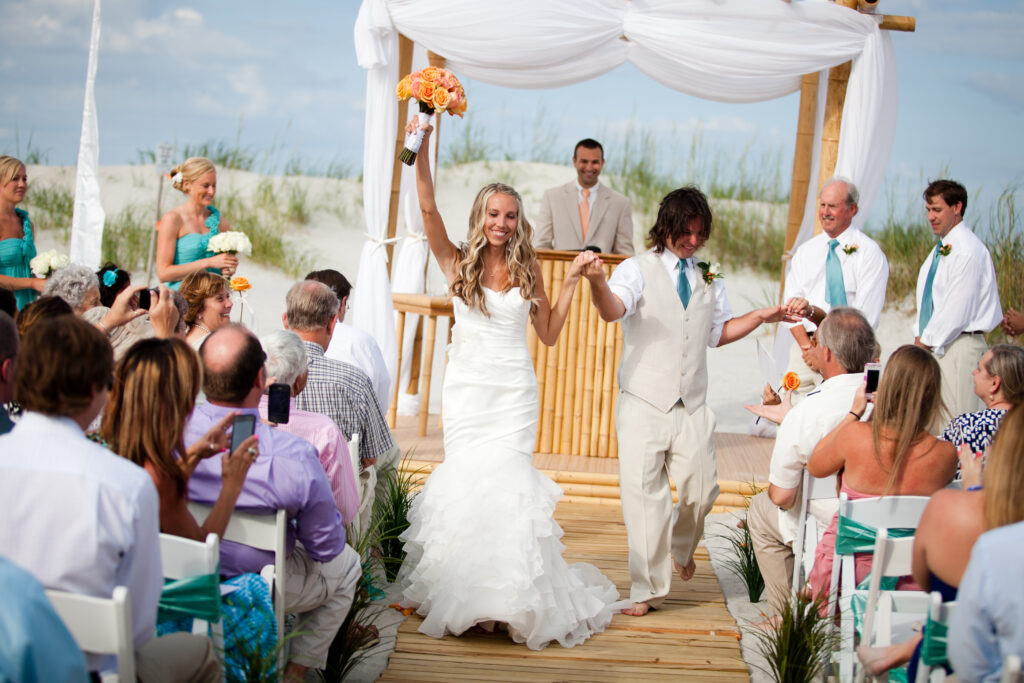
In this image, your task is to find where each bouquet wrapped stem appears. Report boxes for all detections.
[399,103,435,166]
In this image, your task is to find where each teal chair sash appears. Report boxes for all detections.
[920,615,949,667]
[157,572,222,624]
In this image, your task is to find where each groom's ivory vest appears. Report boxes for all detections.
[618,250,714,414]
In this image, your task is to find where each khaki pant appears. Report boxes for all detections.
[285,543,361,669]
[748,491,793,612]
[616,393,718,607]
[935,333,986,430]
[136,632,221,682]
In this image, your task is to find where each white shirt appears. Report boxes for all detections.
[949,521,1024,683]
[914,221,1002,356]
[325,322,392,414]
[0,413,162,670]
[768,372,863,542]
[782,227,889,330]
[608,249,734,347]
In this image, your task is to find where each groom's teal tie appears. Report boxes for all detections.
[919,241,943,332]
[825,239,848,307]
[677,259,691,309]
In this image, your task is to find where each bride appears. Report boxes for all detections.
[398,120,625,649]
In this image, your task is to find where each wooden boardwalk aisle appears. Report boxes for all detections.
[379,501,749,682]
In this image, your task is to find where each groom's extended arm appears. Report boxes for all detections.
[583,260,626,322]
[717,298,807,347]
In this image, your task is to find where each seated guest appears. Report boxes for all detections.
[284,280,399,490]
[259,329,359,526]
[180,270,234,350]
[0,317,219,681]
[101,337,258,539]
[1003,306,1023,337]
[0,557,89,683]
[185,324,360,682]
[948,404,1024,682]
[806,345,958,600]
[42,264,101,313]
[748,308,877,615]
[0,312,16,434]
[0,287,15,316]
[941,344,1024,459]
[15,295,72,338]
[305,268,392,414]
[97,262,131,308]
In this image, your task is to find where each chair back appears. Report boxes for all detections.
[791,470,838,598]
[187,503,287,658]
[46,586,134,683]
[1003,655,1024,683]
[159,532,223,647]
[913,591,956,683]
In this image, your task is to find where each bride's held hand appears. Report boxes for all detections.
[405,119,433,138]
[567,251,600,280]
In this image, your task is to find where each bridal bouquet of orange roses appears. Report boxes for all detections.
[396,67,467,165]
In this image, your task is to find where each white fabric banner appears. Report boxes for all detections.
[69,0,105,268]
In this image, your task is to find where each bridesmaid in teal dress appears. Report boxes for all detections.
[156,157,238,289]
[0,156,46,309]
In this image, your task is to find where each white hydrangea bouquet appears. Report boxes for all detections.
[207,231,252,256]
[30,250,71,278]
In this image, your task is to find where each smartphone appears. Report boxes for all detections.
[864,362,881,396]
[230,414,257,453]
[267,383,291,424]
[137,288,158,310]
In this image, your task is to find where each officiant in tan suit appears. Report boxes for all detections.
[533,139,635,255]
[581,186,805,616]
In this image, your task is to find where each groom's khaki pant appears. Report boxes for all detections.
[617,393,719,607]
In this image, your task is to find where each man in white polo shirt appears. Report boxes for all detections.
[914,179,1002,422]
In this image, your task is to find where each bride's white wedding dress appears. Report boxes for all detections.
[398,287,624,649]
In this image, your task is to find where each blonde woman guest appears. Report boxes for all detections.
[156,157,238,289]
[0,156,45,309]
[180,271,234,350]
[806,344,958,600]
[398,119,624,649]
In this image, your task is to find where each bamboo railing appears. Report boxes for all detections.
[389,249,626,457]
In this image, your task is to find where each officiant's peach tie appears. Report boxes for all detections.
[579,188,590,239]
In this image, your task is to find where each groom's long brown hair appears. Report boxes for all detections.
[646,186,713,254]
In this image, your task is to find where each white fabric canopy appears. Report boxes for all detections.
[355,0,899,386]
[69,0,105,268]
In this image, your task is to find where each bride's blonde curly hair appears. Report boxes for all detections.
[451,183,537,318]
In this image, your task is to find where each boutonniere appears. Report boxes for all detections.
[938,243,952,256]
[697,261,724,285]
[842,243,858,255]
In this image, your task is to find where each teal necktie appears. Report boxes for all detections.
[919,241,943,332]
[677,259,691,309]
[825,239,848,307]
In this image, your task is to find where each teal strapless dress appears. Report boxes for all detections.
[0,208,39,310]
[165,206,221,290]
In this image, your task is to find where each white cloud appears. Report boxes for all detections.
[173,8,202,25]
[966,71,1024,109]
[105,8,256,60]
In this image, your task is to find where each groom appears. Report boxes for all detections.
[582,186,804,616]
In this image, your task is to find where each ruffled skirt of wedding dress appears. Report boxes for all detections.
[397,443,626,650]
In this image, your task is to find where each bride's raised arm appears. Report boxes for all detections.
[411,121,459,283]
[531,251,598,346]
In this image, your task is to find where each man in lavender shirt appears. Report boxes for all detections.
[258,329,360,527]
[185,324,360,682]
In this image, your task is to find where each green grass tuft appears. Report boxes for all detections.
[747,592,841,683]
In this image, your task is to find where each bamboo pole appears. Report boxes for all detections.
[610,323,623,459]
[539,261,564,453]
[560,277,583,454]
[552,263,575,451]
[388,310,407,428]
[588,315,608,456]
[780,72,820,301]
[385,35,415,275]
[571,283,591,454]
[405,317,423,394]
[598,303,617,457]
[580,291,600,454]
[418,314,438,436]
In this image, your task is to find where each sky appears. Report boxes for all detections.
[2,0,1022,227]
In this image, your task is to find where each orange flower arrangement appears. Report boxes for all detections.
[396,67,467,165]
[782,372,801,391]
[229,276,251,292]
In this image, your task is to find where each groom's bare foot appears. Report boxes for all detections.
[674,558,697,581]
[621,602,651,617]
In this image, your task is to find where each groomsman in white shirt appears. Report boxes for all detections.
[782,177,889,400]
[914,179,1002,421]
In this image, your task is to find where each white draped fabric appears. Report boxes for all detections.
[355,0,899,389]
[69,0,105,268]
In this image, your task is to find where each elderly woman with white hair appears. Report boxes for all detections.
[258,329,359,527]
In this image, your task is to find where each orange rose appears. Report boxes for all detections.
[420,66,443,83]
[432,87,450,111]
[417,81,436,104]
[782,372,801,391]
[396,77,411,101]
[229,276,252,292]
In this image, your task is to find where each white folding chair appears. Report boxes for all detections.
[855,529,931,683]
[828,493,931,683]
[159,532,223,649]
[912,591,956,683]
[1003,655,1024,683]
[188,503,287,664]
[46,586,134,683]
[791,469,838,598]
[348,432,378,538]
